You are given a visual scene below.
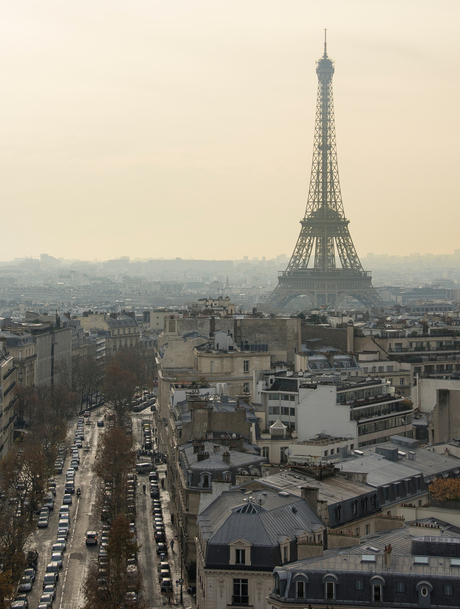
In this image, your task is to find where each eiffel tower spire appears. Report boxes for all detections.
[267,40,383,310]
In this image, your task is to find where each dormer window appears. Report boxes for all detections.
[200,473,211,489]
[235,549,245,565]
[229,540,252,566]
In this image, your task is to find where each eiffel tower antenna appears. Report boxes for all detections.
[267,38,383,311]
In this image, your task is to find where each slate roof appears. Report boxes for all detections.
[256,470,370,504]
[198,490,324,547]
[338,453,423,487]
[278,519,460,578]
[355,440,460,482]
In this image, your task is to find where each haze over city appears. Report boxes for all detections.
[2,1,459,262]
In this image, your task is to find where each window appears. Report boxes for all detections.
[444,584,453,596]
[283,545,288,562]
[396,581,405,593]
[365,524,370,535]
[269,407,280,415]
[210,361,215,373]
[373,585,382,602]
[243,382,249,393]
[201,474,210,489]
[296,581,305,598]
[281,407,290,416]
[325,582,334,600]
[235,549,246,565]
[400,378,405,385]
[233,579,248,605]
[243,360,249,373]
[386,365,393,372]
[290,408,295,416]
[262,447,269,460]
[355,579,364,591]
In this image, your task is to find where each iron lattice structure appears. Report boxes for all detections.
[268,41,383,310]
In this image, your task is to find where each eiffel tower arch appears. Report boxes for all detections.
[267,37,383,311]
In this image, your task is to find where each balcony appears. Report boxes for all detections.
[345,395,402,409]
[3,381,16,397]
[3,365,16,381]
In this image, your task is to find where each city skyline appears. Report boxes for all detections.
[2,1,459,262]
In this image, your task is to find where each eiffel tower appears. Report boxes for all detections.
[268,37,383,311]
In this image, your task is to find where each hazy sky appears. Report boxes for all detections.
[2,1,460,262]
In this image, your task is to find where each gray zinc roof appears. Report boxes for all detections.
[198,490,323,547]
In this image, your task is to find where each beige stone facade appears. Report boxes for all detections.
[79,312,140,354]
[0,349,18,458]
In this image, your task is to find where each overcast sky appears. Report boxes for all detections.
[2,1,459,262]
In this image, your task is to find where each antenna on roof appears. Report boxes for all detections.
[324,28,327,57]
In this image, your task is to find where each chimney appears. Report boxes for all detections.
[222,451,231,464]
[197,452,209,462]
[301,486,319,515]
[384,543,392,568]
[210,315,216,338]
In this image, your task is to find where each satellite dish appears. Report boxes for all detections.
[285,448,292,457]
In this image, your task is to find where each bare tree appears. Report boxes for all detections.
[102,364,137,423]
[93,426,136,523]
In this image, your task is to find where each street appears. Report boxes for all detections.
[24,407,195,609]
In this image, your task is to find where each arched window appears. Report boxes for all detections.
[352,500,358,515]
[223,471,232,482]
[370,575,385,603]
[293,575,308,599]
[322,574,338,601]
[335,504,342,520]
[200,473,211,488]
[371,494,377,509]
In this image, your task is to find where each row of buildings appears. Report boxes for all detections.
[151,307,460,608]
[0,310,144,458]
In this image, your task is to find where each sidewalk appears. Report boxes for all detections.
[153,464,196,608]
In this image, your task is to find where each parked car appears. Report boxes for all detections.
[52,543,65,555]
[42,586,56,600]
[18,576,33,592]
[23,569,35,583]
[50,554,63,569]
[42,573,57,588]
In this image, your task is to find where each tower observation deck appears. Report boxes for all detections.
[267,39,383,310]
